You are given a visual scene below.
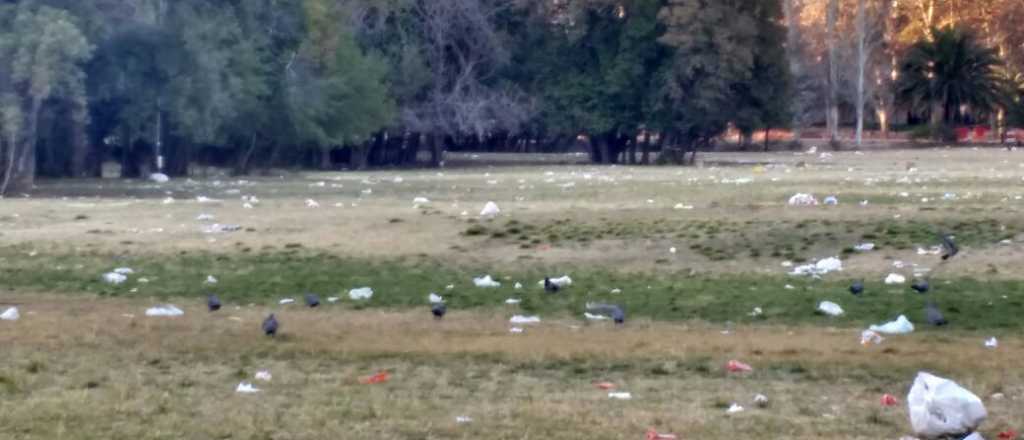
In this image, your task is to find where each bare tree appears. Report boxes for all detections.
[826,0,840,146]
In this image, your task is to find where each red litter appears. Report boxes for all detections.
[880,394,898,406]
[726,360,753,373]
[360,371,391,385]
[646,428,678,440]
[999,430,1019,440]
[594,382,616,390]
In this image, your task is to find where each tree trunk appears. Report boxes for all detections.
[783,0,804,140]
[319,148,331,169]
[764,128,771,151]
[69,102,89,178]
[640,132,651,165]
[10,97,43,192]
[235,132,258,175]
[826,0,840,146]
[855,0,866,148]
[0,130,16,196]
[428,134,442,167]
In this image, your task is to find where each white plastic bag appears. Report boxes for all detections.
[885,273,907,284]
[788,193,819,206]
[149,173,170,183]
[908,372,987,438]
[538,275,572,288]
[480,201,501,217]
[145,305,184,317]
[349,287,374,300]
[608,392,632,400]
[1,307,19,321]
[870,315,914,334]
[817,301,844,317]
[510,315,541,324]
[860,330,884,345]
[473,275,501,288]
[428,293,444,304]
[236,382,261,393]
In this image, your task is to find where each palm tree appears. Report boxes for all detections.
[897,27,1005,135]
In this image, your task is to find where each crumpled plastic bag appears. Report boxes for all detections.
[861,330,885,345]
[413,197,430,205]
[788,193,819,206]
[608,392,632,400]
[584,312,609,321]
[510,315,541,324]
[817,301,844,316]
[885,273,907,284]
[789,257,842,277]
[870,315,914,334]
[1,307,19,321]
[145,305,184,317]
[726,360,753,373]
[473,275,501,288]
[254,370,272,381]
[236,382,261,393]
[908,372,987,438]
[103,272,128,285]
[149,173,169,183]
[480,201,500,216]
[428,293,444,303]
[349,287,373,300]
[538,275,572,288]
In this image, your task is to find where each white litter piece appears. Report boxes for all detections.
[428,293,444,304]
[510,315,541,324]
[754,394,769,407]
[538,275,572,288]
[279,298,295,305]
[611,288,622,294]
[789,257,842,277]
[854,243,875,252]
[823,196,839,205]
[145,305,184,317]
[984,337,998,349]
[473,275,501,288]
[455,416,472,424]
[243,202,254,209]
[235,382,261,393]
[861,330,885,345]
[869,315,915,335]
[1,307,19,321]
[254,371,272,381]
[784,284,795,290]
[196,196,217,203]
[480,201,501,217]
[727,404,745,414]
[327,297,339,303]
[908,372,987,438]
[305,199,320,208]
[608,392,632,400]
[674,203,695,210]
[162,197,175,204]
[393,176,404,184]
[509,327,525,334]
[114,267,134,275]
[196,213,215,221]
[943,192,959,201]
[514,282,523,290]
[205,275,218,284]
[413,197,430,205]
[349,287,374,300]
[149,173,170,183]
[748,307,763,317]
[585,313,610,321]
[361,188,372,195]
[445,284,455,290]
[103,272,128,284]
[917,246,942,255]
[669,247,677,254]
[859,200,869,206]
[781,261,793,267]
[885,273,907,284]
[817,301,844,317]
[788,193,819,206]
[505,298,521,305]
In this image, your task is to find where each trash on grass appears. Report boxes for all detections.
[726,360,753,373]
[646,428,678,440]
[727,404,745,414]
[235,382,261,393]
[881,394,899,406]
[608,392,632,400]
[510,315,541,324]
[538,275,572,288]
[754,394,769,407]
[908,372,987,438]
[429,293,444,304]
[279,298,295,305]
[473,275,501,288]
[854,243,876,251]
[823,196,839,205]
[103,271,128,285]
[480,201,501,217]
[254,370,272,381]
[455,416,472,424]
[505,298,521,305]
[205,275,218,284]
[413,197,430,205]
[349,287,374,300]
[360,371,390,385]
[870,315,914,334]
[509,327,525,334]
[789,257,843,277]
[1,307,19,321]
[861,330,885,345]
[885,273,907,284]
[818,301,844,317]
[788,193,819,206]
[985,337,998,349]
[145,305,184,317]
[595,382,616,390]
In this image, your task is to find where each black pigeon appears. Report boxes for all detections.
[207,294,221,312]
[911,279,930,294]
[262,314,278,336]
[925,301,948,326]
[586,303,625,325]
[431,303,447,320]
[940,234,959,260]
[849,281,864,296]
[544,277,560,293]
[304,293,320,308]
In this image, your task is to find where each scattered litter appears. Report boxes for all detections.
[608,392,632,400]
[823,196,839,205]
[881,394,899,406]
[162,197,175,204]
[428,293,444,304]
[254,371,272,381]
[854,243,875,252]
[726,360,753,373]
[611,288,622,294]
[305,199,320,208]
[789,257,842,277]
[327,297,339,303]
[754,394,769,407]
[509,327,525,334]
[505,298,521,305]
[235,382,261,393]
[145,305,184,317]
[480,201,501,217]
[885,273,907,284]
[674,203,694,210]
[538,275,572,288]
[413,197,430,205]
[595,382,616,390]
[279,298,295,305]
[473,275,501,288]
[748,307,763,317]
[861,330,885,345]
[393,176,404,184]
[196,196,217,203]
[205,275,218,284]
[784,284,795,290]
[149,173,169,183]
[781,261,793,267]
[585,313,610,321]
[196,213,215,221]
[103,272,128,285]
[788,193,819,206]
[870,315,914,334]
[999,429,1018,440]
[727,404,745,414]
[201,224,242,234]
[860,200,869,206]
[908,372,988,438]
[918,246,942,255]
[113,267,134,275]
[510,315,541,324]
[646,428,678,440]
[985,337,998,349]
[818,301,844,317]
[349,287,374,300]
[455,416,473,424]
[514,282,523,289]
[360,371,391,385]
[1,307,19,321]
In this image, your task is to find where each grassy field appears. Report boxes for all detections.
[2,148,1024,438]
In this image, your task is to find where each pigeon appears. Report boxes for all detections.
[925,301,948,326]
[911,279,929,294]
[586,303,625,324]
[431,303,447,320]
[544,277,560,293]
[262,314,279,336]
[304,293,320,308]
[207,294,222,312]
[940,234,959,260]
[849,281,864,296]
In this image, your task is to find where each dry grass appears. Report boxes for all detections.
[0,294,1021,439]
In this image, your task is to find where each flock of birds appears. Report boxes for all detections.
[203,235,958,336]
[850,233,959,326]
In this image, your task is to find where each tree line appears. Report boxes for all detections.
[1,0,1022,194]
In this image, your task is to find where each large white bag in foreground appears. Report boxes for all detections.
[908,372,987,438]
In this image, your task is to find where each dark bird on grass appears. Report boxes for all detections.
[925,301,948,326]
[304,293,320,308]
[207,294,221,312]
[262,314,278,336]
[544,277,560,293]
[849,281,864,296]
[941,234,959,260]
[431,303,447,320]
[911,279,930,294]
[586,303,625,324]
